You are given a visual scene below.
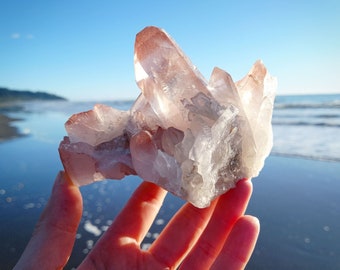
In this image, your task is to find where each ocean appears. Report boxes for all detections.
[6,93,340,161]
[272,94,340,162]
[0,93,339,269]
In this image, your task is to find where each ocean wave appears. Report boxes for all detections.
[275,101,340,110]
[273,121,340,164]
[270,152,340,163]
[274,94,340,110]
[272,121,340,128]
[314,114,340,119]
[273,113,340,119]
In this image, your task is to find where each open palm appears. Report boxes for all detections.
[15,172,259,270]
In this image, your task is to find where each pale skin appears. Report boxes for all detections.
[14,172,259,270]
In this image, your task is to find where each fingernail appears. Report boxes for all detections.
[64,172,75,185]
[55,171,73,186]
[57,171,66,184]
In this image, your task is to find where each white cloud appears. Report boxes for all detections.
[11,33,20,39]
[10,33,35,39]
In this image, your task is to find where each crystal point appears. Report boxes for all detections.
[59,26,277,208]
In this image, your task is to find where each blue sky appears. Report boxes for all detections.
[1,0,339,100]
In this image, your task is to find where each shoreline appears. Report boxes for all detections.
[0,113,23,142]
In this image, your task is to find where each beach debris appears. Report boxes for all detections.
[84,220,102,237]
[59,26,277,208]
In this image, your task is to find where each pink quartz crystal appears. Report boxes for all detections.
[59,26,277,208]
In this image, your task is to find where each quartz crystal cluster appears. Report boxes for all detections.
[59,26,277,208]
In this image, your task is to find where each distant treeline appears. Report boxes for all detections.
[0,87,67,102]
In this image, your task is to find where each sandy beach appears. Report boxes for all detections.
[0,101,27,142]
[0,114,22,142]
[246,156,340,270]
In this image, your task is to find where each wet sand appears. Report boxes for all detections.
[0,114,22,142]
[0,101,26,142]
[246,156,340,270]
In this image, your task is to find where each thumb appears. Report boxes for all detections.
[14,171,83,270]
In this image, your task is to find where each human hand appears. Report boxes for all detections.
[14,172,259,270]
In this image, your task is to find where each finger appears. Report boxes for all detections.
[108,181,167,244]
[78,181,167,268]
[148,199,217,268]
[14,171,83,270]
[179,178,253,270]
[211,215,260,270]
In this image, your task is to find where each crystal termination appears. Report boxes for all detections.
[59,26,277,208]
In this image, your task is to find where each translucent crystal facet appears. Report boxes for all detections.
[59,26,277,208]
